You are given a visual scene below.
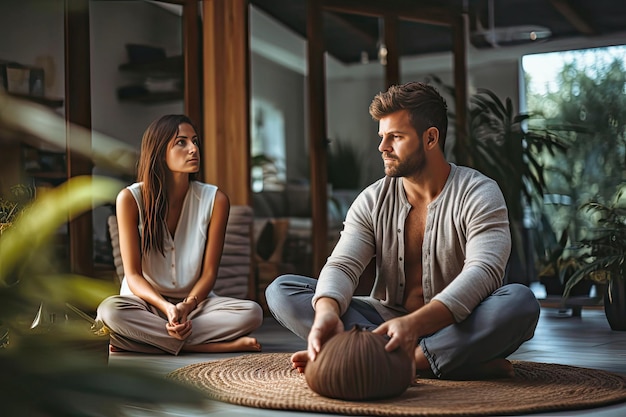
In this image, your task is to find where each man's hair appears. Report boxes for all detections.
[369,82,448,151]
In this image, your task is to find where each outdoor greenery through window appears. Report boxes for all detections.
[522,45,626,262]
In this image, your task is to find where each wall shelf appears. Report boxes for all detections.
[117,55,183,105]
[8,92,64,108]
[117,90,183,104]
[118,55,183,77]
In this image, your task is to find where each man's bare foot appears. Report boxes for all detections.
[480,358,515,379]
[448,358,515,380]
[291,350,308,373]
[183,336,262,353]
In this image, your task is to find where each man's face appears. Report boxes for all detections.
[377,110,425,178]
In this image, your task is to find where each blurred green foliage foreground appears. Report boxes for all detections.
[0,93,207,416]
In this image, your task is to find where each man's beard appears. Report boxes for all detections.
[383,150,425,178]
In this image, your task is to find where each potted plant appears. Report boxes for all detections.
[327,139,362,191]
[563,185,626,330]
[0,94,206,414]
[0,183,34,234]
[535,216,594,298]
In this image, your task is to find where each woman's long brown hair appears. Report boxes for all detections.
[136,114,199,256]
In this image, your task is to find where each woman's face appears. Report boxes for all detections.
[165,123,200,174]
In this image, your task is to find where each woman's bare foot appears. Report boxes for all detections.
[183,336,262,353]
[109,344,128,353]
[291,350,309,373]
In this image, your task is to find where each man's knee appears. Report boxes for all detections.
[265,274,314,314]
[266,274,312,301]
[497,283,540,328]
[265,275,289,308]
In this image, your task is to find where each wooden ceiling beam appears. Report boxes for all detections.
[322,0,455,26]
[549,0,596,35]
[325,11,378,45]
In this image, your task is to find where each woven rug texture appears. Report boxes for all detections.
[167,353,626,416]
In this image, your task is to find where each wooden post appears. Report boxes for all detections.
[452,12,470,166]
[201,0,250,205]
[307,0,329,277]
[64,0,93,276]
[182,0,202,130]
[383,13,400,89]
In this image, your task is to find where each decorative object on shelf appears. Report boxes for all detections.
[125,43,166,65]
[0,61,42,95]
[117,44,183,103]
[563,184,626,330]
[0,60,62,107]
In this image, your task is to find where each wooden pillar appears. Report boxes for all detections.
[182,0,202,129]
[452,12,470,166]
[307,0,329,277]
[201,0,250,205]
[64,0,93,276]
[383,13,400,88]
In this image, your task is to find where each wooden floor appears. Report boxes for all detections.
[110,293,626,417]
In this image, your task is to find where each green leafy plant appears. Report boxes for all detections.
[563,185,626,298]
[467,89,583,276]
[0,93,207,415]
[0,176,207,415]
[428,75,579,277]
[467,89,574,227]
[327,139,362,190]
[0,183,35,231]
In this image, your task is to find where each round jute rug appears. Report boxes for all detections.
[167,353,626,416]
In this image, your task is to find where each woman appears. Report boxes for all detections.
[97,114,263,354]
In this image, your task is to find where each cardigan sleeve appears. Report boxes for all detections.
[430,172,511,322]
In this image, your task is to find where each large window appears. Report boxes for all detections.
[522,45,626,254]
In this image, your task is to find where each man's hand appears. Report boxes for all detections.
[372,315,419,357]
[307,310,343,362]
[307,298,343,362]
[289,312,343,374]
[372,300,455,358]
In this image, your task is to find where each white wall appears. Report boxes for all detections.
[90,0,184,152]
[250,52,307,182]
[325,75,386,188]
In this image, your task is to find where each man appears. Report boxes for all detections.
[266,81,539,379]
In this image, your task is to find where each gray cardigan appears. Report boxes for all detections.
[313,163,511,322]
